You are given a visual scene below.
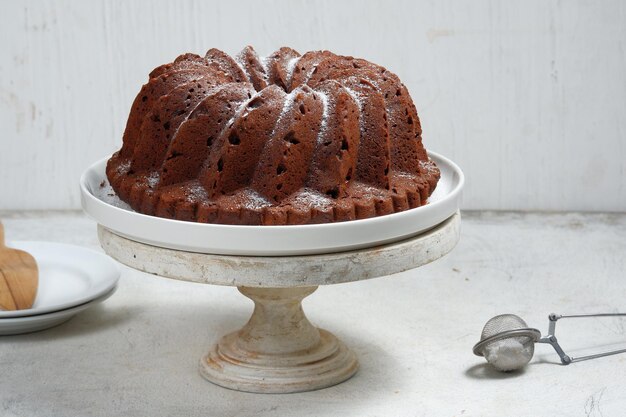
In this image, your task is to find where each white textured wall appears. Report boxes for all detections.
[1,0,625,211]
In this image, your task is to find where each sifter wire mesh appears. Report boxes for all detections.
[478,314,536,371]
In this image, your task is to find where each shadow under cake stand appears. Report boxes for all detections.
[97,211,460,393]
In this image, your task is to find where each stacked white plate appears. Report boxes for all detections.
[0,241,120,335]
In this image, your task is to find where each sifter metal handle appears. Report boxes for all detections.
[536,313,626,365]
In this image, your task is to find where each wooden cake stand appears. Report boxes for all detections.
[97,211,460,393]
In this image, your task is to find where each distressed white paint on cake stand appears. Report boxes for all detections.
[97,212,460,393]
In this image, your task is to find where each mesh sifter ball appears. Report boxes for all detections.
[473,314,540,371]
[473,312,626,372]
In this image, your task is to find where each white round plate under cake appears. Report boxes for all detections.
[80,150,464,256]
[0,241,120,335]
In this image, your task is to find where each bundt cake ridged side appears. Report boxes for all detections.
[106,46,440,225]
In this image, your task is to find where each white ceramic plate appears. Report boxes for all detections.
[0,241,120,318]
[0,286,117,336]
[80,151,463,256]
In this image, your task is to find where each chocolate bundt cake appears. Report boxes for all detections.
[106,46,440,225]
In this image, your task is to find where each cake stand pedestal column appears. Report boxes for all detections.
[98,211,460,393]
[201,286,357,393]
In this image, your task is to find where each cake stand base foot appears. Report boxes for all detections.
[199,286,359,393]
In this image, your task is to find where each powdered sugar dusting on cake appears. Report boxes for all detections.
[343,86,364,108]
[147,171,160,188]
[207,187,274,213]
[343,86,365,131]
[185,181,209,200]
[225,88,263,131]
[419,159,438,175]
[234,46,269,90]
[349,181,388,198]
[161,84,225,160]
[315,91,330,145]
[289,188,332,208]
[234,50,254,81]
[186,83,230,118]
[302,56,328,86]
[392,171,419,180]
[259,55,271,74]
[204,56,226,76]
[285,57,300,90]
[217,187,271,210]
[240,188,272,210]
[116,159,131,174]
[203,90,256,156]
[233,50,247,75]
[269,88,298,137]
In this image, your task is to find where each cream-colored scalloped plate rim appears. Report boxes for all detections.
[80,151,463,256]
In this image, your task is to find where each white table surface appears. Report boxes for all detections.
[1,210,625,417]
